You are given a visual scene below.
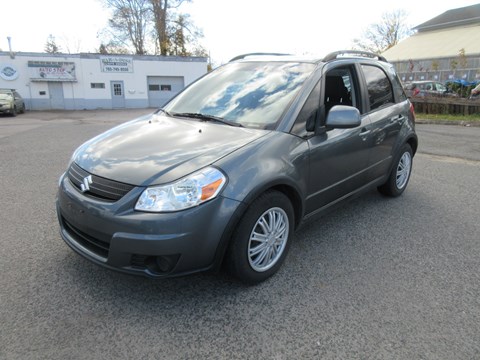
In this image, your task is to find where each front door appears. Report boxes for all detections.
[48,82,65,109]
[306,118,372,214]
[111,81,125,108]
[305,66,372,214]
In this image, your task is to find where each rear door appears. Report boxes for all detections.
[359,64,407,182]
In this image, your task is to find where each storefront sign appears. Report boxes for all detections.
[100,56,133,73]
[0,64,19,81]
[28,61,76,81]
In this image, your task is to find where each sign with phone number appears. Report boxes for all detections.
[100,57,133,73]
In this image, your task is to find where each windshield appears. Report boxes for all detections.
[0,91,13,100]
[165,61,315,129]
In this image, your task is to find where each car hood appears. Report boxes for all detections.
[73,113,268,186]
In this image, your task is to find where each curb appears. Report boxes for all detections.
[416,119,480,127]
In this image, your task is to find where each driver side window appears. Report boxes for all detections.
[324,67,358,115]
[291,66,359,137]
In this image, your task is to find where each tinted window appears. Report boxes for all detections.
[361,65,394,111]
[387,65,407,102]
[165,62,315,130]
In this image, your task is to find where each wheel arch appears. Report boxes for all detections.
[212,181,304,272]
[406,135,418,156]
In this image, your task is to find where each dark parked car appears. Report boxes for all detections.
[57,50,418,283]
[0,89,25,116]
[404,80,458,98]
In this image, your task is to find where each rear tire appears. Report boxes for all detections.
[378,143,413,197]
[226,190,294,284]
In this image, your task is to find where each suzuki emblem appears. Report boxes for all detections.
[80,175,93,192]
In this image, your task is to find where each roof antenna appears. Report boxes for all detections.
[7,36,15,59]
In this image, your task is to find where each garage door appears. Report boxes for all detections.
[147,76,185,108]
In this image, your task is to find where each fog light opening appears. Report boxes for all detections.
[155,254,180,273]
[140,254,180,274]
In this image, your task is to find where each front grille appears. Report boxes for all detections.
[67,162,135,201]
[62,216,110,259]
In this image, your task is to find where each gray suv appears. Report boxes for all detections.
[56,51,418,283]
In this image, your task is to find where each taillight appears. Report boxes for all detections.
[409,101,416,123]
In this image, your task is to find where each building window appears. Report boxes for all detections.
[91,83,105,89]
[113,83,123,96]
[148,84,160,91]
[161,85,172,91]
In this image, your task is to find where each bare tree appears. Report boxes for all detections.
[354,10,412,53]
[101,0,151,54]
[100,0,204,56]
[149,0,195,55]
[60,35,83,54]
[97,42,130,54]
[44,34,62,54]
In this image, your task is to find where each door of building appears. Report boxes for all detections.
[147,76,184,108]
[111,81,125,108]
[48,82,65,109]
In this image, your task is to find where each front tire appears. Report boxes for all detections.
[226,190,294,284]
[378,143,413,197]
[11,106,17,117]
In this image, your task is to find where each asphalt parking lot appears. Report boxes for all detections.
[1,110,479,359]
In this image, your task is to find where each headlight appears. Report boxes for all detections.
[135,167,227,212]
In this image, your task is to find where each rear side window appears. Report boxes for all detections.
[361,65,394,111]
[389,73,407,102]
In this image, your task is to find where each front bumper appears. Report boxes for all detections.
[0,104,13,114]
[56,173,242,277]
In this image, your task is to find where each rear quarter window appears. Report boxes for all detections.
[361,65,394,111]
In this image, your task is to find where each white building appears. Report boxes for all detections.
[0,52,208,110]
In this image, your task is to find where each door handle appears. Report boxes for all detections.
[390,115,404,123]
[359,128,371,140]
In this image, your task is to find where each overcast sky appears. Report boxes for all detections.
[1,0,478,64]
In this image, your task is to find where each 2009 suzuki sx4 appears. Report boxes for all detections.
[57,51,417,283]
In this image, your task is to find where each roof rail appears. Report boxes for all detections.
[229,52,291,62]
[323,50,387,62]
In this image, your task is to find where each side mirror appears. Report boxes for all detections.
[326,105,361,129]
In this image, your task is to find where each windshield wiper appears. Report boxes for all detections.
[171,112,243,127]
[157,108,173,117]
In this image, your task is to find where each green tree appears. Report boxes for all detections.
[169,14,189,56]
[44,34,61,54]
[149,0,192,55]
[168,14,205,57]
[354,9,412,53]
